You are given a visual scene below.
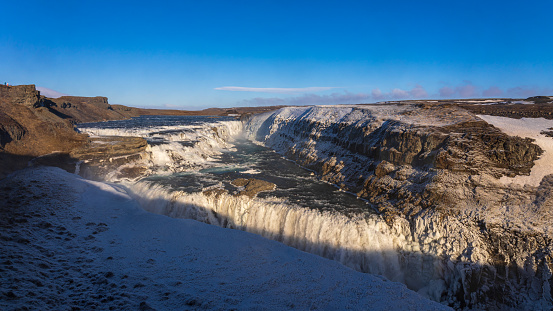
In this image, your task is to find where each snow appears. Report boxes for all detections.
[79,120,243,176]
[0,167,449,310]
[477,115,553,187]
[241,169,261,174]
[248,105,473,135]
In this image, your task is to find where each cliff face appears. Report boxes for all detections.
[0,84,41,107]
[0,84,284,179]
[0,85,160,179]
[246,104,553,309]
[0,85,90,177]
[43,96,134,123]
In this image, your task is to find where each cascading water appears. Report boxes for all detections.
[78,115,411,286]
[78,112,552,310]
[125,179,403,282]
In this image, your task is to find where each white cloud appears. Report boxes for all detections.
[36,86,67,98]
[505,86,553,98]
[237,85,432,107]
[409,85,428,98]
[370,85,429,101]
[214,86,340,94]
[438,82,478,98]
[482,86,503,97]
[371,88,385,100]
[457,84,478,98]
[391,88,409,99]
[439,86,455,97]
[241,91,371,106]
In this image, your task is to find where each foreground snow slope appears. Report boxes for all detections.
[0,167,448,311]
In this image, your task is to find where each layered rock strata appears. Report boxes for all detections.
[0,84,278,178]
[245,104,553,309]
[0,85,88,178]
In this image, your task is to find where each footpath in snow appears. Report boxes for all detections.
[0,167,449,310]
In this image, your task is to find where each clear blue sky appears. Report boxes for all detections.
[1,1,552,109]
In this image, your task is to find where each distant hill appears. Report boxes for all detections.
[42,94,285,124]
[0,84,283,178]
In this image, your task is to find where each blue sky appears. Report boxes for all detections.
[1,1,552,109]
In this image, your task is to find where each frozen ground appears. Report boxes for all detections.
[0,167,449,310]
[258,105,475,128]
[477,115,553,187]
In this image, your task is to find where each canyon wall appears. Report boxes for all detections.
[0,85,88,177]
[0,85,150,179]
[245,104,553,310]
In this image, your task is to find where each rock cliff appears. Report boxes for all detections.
[0,85,148,178]
[43,94,287,124]
[245,104,553,309]
[0,84,284,179]
[0,85,88,178]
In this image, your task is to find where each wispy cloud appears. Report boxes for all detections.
[409,85,429,98]
[438,81,478,98]
[236,83,552,107]
[214,86,340,94]
[391,88,409,98]
[505,86,553,98]
[439,83,552,99]
[482,86,503,97]
[371,88,385,100]
[241,91,371,106]
[37,86,67,98]
[439,86,455,97]
[371,85,428,100]
[240,86,431,107]
[457,83,478,98]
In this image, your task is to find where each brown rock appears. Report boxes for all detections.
[231,178,276,197]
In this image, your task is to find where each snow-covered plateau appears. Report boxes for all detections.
[3,103,553,310]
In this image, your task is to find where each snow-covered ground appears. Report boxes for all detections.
[0,167,449,310]
[477,115,553,187]
[254,105,473,128]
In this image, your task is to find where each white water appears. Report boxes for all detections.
[123,179,404,282]
[80,119,243,175]
[78,112,553,308]
[1,166,450,310]
[76,115,460,301]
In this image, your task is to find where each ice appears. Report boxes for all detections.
[79,119,243,175]
[68,111,553,308]
[122,179,406,281]
[0,167,449,310]
[241,169,261,174]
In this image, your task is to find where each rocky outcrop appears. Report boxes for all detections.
[246,104,553,309]
[0,112,26,147]
[0,85,89,178]
[230,178,276,197]
[71,136,149,180]
[43,96,133,123]
[0,85,147,178]
[0,84,41,107]
[459,100,553,119]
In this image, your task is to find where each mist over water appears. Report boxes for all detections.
[77,115,440,301]
[80,116,374,215]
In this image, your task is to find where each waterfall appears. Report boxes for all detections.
[122,179,405,284]
[78,112,553,309]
